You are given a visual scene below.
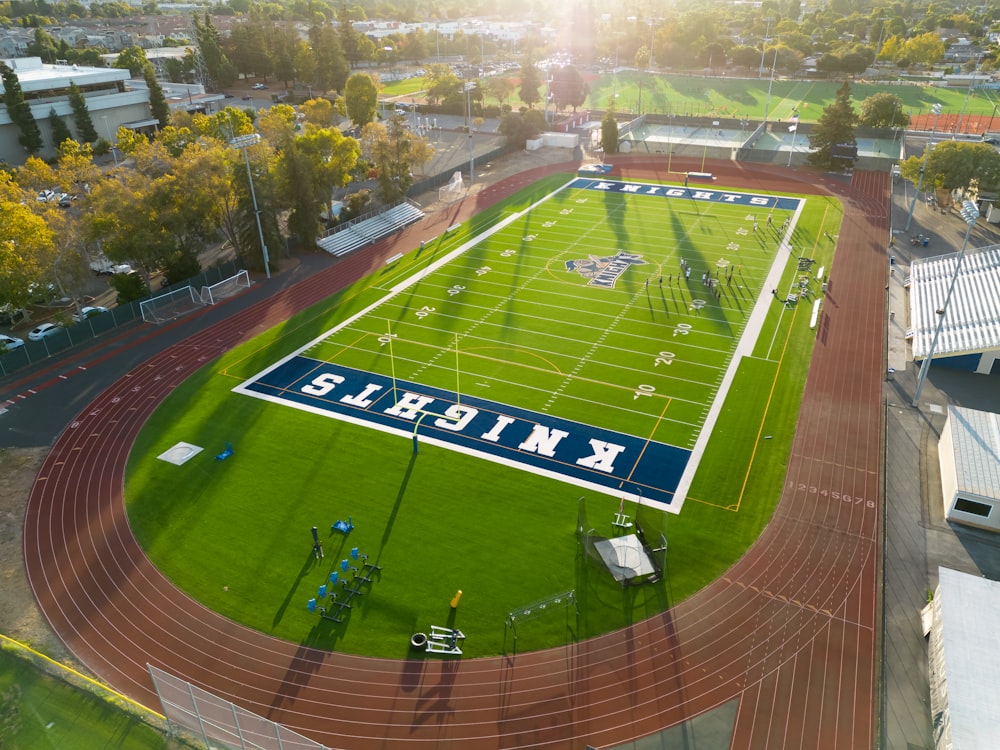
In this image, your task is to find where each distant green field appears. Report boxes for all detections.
[387,69,1000,123]
[127,174,841,658]
[588,72,1000,122]
[0,648,167,750]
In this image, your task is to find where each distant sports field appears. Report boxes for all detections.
[128,174,842,657]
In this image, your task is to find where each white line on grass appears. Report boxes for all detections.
[670,198,806,510]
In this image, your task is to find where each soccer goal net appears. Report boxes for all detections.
[438,171,466,204]
[200,269,251,305]
[140,286,204,325]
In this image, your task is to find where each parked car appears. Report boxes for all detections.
[28,322,62,341]
[0,334,24,352]
[251,83,268,90]
[72,306,109,323]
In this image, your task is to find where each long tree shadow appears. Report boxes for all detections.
[273,548,326,628]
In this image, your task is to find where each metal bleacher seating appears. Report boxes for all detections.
[317,201,425,257]
[908,245,1000,359]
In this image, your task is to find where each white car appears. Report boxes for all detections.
[251,83,267,90]
[72,306,109,323]
[0,334,24,352]
[28,322,62,341]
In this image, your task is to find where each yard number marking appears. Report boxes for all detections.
[415,306,435,319]
[633,384,656,400]
[654,352,675,367]
[500,249,516,257]
[476,266,491,276]
[673,323,693,337]
[448,285,466,296]
[377,333,397,345]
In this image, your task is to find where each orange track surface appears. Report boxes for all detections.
[24,160,887,749]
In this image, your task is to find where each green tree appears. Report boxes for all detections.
[497,109,545,149]
[518,55,542,108]
[484,76,515,107]
[900,141,1000,195]
[422,63,461,106]
[69,81,99,143]
[344,72,379,128]
[550,65,589,113]
[366,116,430,203]
[601,109,619,154]
[144,64,171,129]
[193,12,236,88]
[807,81,858,169]
[114,45,150,77]
[48,108,74,149]
[309,21,350,93]
[1,62,44,156]
[859,92,910,128]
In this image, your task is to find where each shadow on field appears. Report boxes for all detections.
[273,549,327,628]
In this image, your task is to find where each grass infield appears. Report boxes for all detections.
[127,173,842,658]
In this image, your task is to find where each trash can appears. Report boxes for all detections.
[887,367,895,381]
[923,237,929,247]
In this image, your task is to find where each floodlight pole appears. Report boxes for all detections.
[904,104,941,232]
[464,81,476,187]
[912,200,979,407]
[230,132,271,279]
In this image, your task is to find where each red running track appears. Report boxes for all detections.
[24,160,887,749]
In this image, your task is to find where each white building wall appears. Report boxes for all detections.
[938,415,958,520]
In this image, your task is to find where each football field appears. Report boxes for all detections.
[236,177,804,511]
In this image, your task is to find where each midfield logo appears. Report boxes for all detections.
[565,251,647,288]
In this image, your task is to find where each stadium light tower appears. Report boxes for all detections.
[758,17,773,78]
[464,81,476,187]
[905,103,942,232]
[912,200,979,407]
[230,132,271,280]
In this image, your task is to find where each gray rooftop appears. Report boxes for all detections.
[947,405,1000,500]
[908,245,1000,359]
[936,566,1000,749]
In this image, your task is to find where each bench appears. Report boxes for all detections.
[385,252,403,264]
[447,224,461,233]
[810,299,821,329]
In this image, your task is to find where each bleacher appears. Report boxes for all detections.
[317,201,425,257]
[908,245,1000,360]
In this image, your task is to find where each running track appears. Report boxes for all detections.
[23,160,887,749]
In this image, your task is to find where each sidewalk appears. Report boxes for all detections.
[880,180,1000,750]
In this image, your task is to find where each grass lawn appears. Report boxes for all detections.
[126,173,841,659]
[0,648,168,750]
[388,69,1000,124]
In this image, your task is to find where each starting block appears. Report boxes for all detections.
[426,625,465,655]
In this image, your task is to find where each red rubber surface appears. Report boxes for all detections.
[24,160,887,749]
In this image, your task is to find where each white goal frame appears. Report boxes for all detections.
[139,286,204,325]
[200,269,252,305]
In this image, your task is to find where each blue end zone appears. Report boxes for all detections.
[239,357,691,510]
[570,176,802,210]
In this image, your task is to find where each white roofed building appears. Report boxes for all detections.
[938,405,1000,531]
[906,245,1000,375]
[0,56,152,164]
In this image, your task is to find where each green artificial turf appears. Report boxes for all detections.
[127,173,841,658]
[0,649,168,750]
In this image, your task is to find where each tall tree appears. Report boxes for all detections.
[69,81,98,143]
[344,72,379,128]
[807,81,858,168]
[859,93,910,129]
[600,109,619,154]
[365,116,430,203]
[518,55,542,109]
[144,64,171,129]
[309,22,350,94]
[114,45,150,77]
[193,12,236,88]
[48,108,74,149]
[550,65,589,113]
[1,62,44,156]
